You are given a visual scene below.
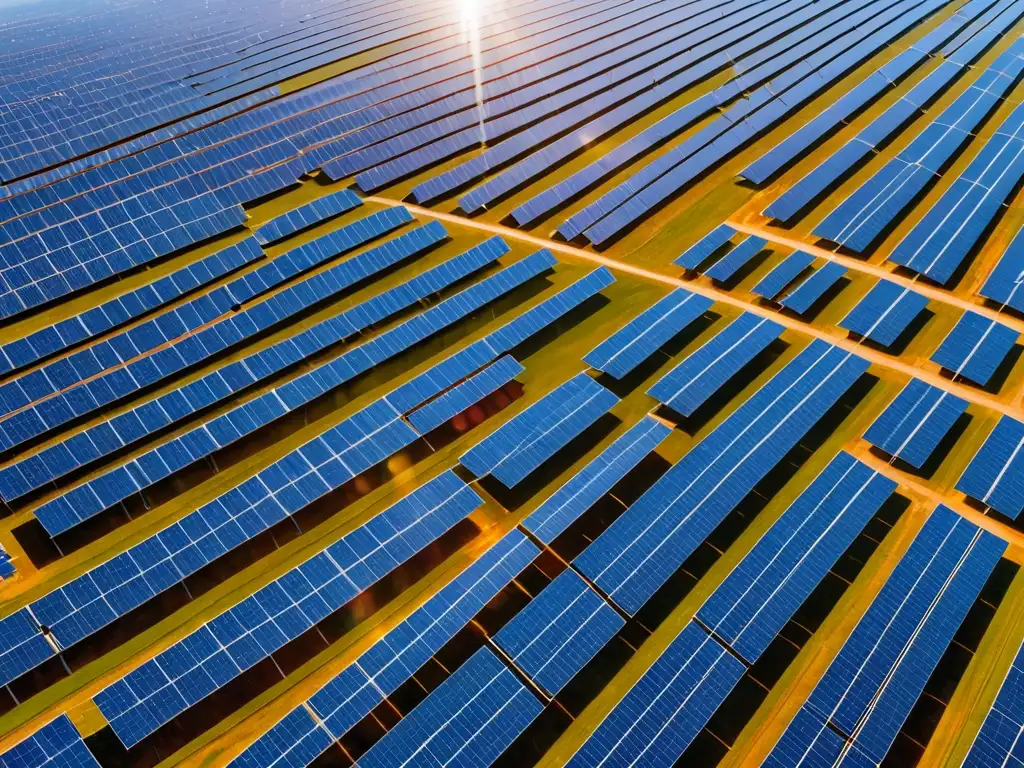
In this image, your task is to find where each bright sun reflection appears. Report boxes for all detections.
[460,0,487,147]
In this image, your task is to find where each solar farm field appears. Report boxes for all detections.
[2,0,1024,766]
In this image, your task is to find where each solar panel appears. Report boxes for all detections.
[762,705,867,767]
[566,622,745,767]
[704,235,768,282]
[0,714,100,768]
[93,472,481,747]
[26,247,553,536]
[779,261,847,315]
[408,355,524,434]
[696,452,895,664]
[674,224,735,270]
[931,310,1019,386]
[223,534,542,766]
[839,279,929,347]
[357,646,542,768]
[752,250,815,299]
[583,288,712,379]
[576,340,868,615]
[647,313,783,416]
[253,188,362,245]
[0,609,57,688]
[4,234,508,510]
[962,637,1024,766]
[0,237,263,378]
[460,372,619,488]
[495,569,624,696]
[957,415,1024,518]
[980,224,1024,313]
[863,379,968,468]
[523,416,671,544]
[787,505,1005,764]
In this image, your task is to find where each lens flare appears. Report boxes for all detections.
[460,0,487,147]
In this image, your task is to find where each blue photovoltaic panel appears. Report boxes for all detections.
[957,415,1024,518]
[28,247,553,534]
[697,452,895,664]
[839,279,929,347]
[253,189,362,244]
[762,705,869,767]
[647,313,784,417]
[962,638,1024,767]
[0,609,55,687]
[229,530,540,767]
[0,714,100,768]
[407,355,524,434]
[704,235,768,282]
[864,379,968,469]
[523,416,671,544]
[460,372,619,488]
[94,472,482,747]
[931,310,1019,386]
[802,506,1005,764]
[980,225,1024,313]
[583,288,712,379]
[566,622,745,768]
[3,234,508,510]
[0,263,608,687]
[752,250,815,299]
[577,340,868,615]
[357,646,542,768]
[779,261,847,315]
[495,569,624,696]
[674,224,736,270]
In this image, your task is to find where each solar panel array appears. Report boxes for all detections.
[864,379,969,468]
[963,638,1024,766]
[765,505,1006,766]
[958,415,1024,518]
[3,0,1024,764]
[647,312,784,416]
[583,288,712,379]
[0,715,100,768]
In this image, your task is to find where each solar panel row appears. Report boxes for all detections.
[675,224,736,271]
[779,261,848,315]
[767,505,1006,765]
[0,714,99,768]
[957,415,1024,519]
[27,245,549,536]
[0,265,616,688]
[253,188,362,245]
[495,568,624,697]
[752,250,815,300]
[839,278,929,348]
[6,233,507,515]
[583,288,712,380]
[561,0,950,245]
[816,41,1024,257]
[697,451,896,664]
[887,96,1024,286]
[704,235,768,283]
[0,237,263,378]
[931,310,1019,386]
[522,415,672,545]
[863,379,968,469]
[962,637,1024,766]
[0,206,411,439]
[647,312,784,417]
[94,471,482,747]
[980,223,1024,312]
[567,621,745,767]
[408,355,524,434]
[577,339,868,615]
[228,529,540,767]
[460,372,619,489]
